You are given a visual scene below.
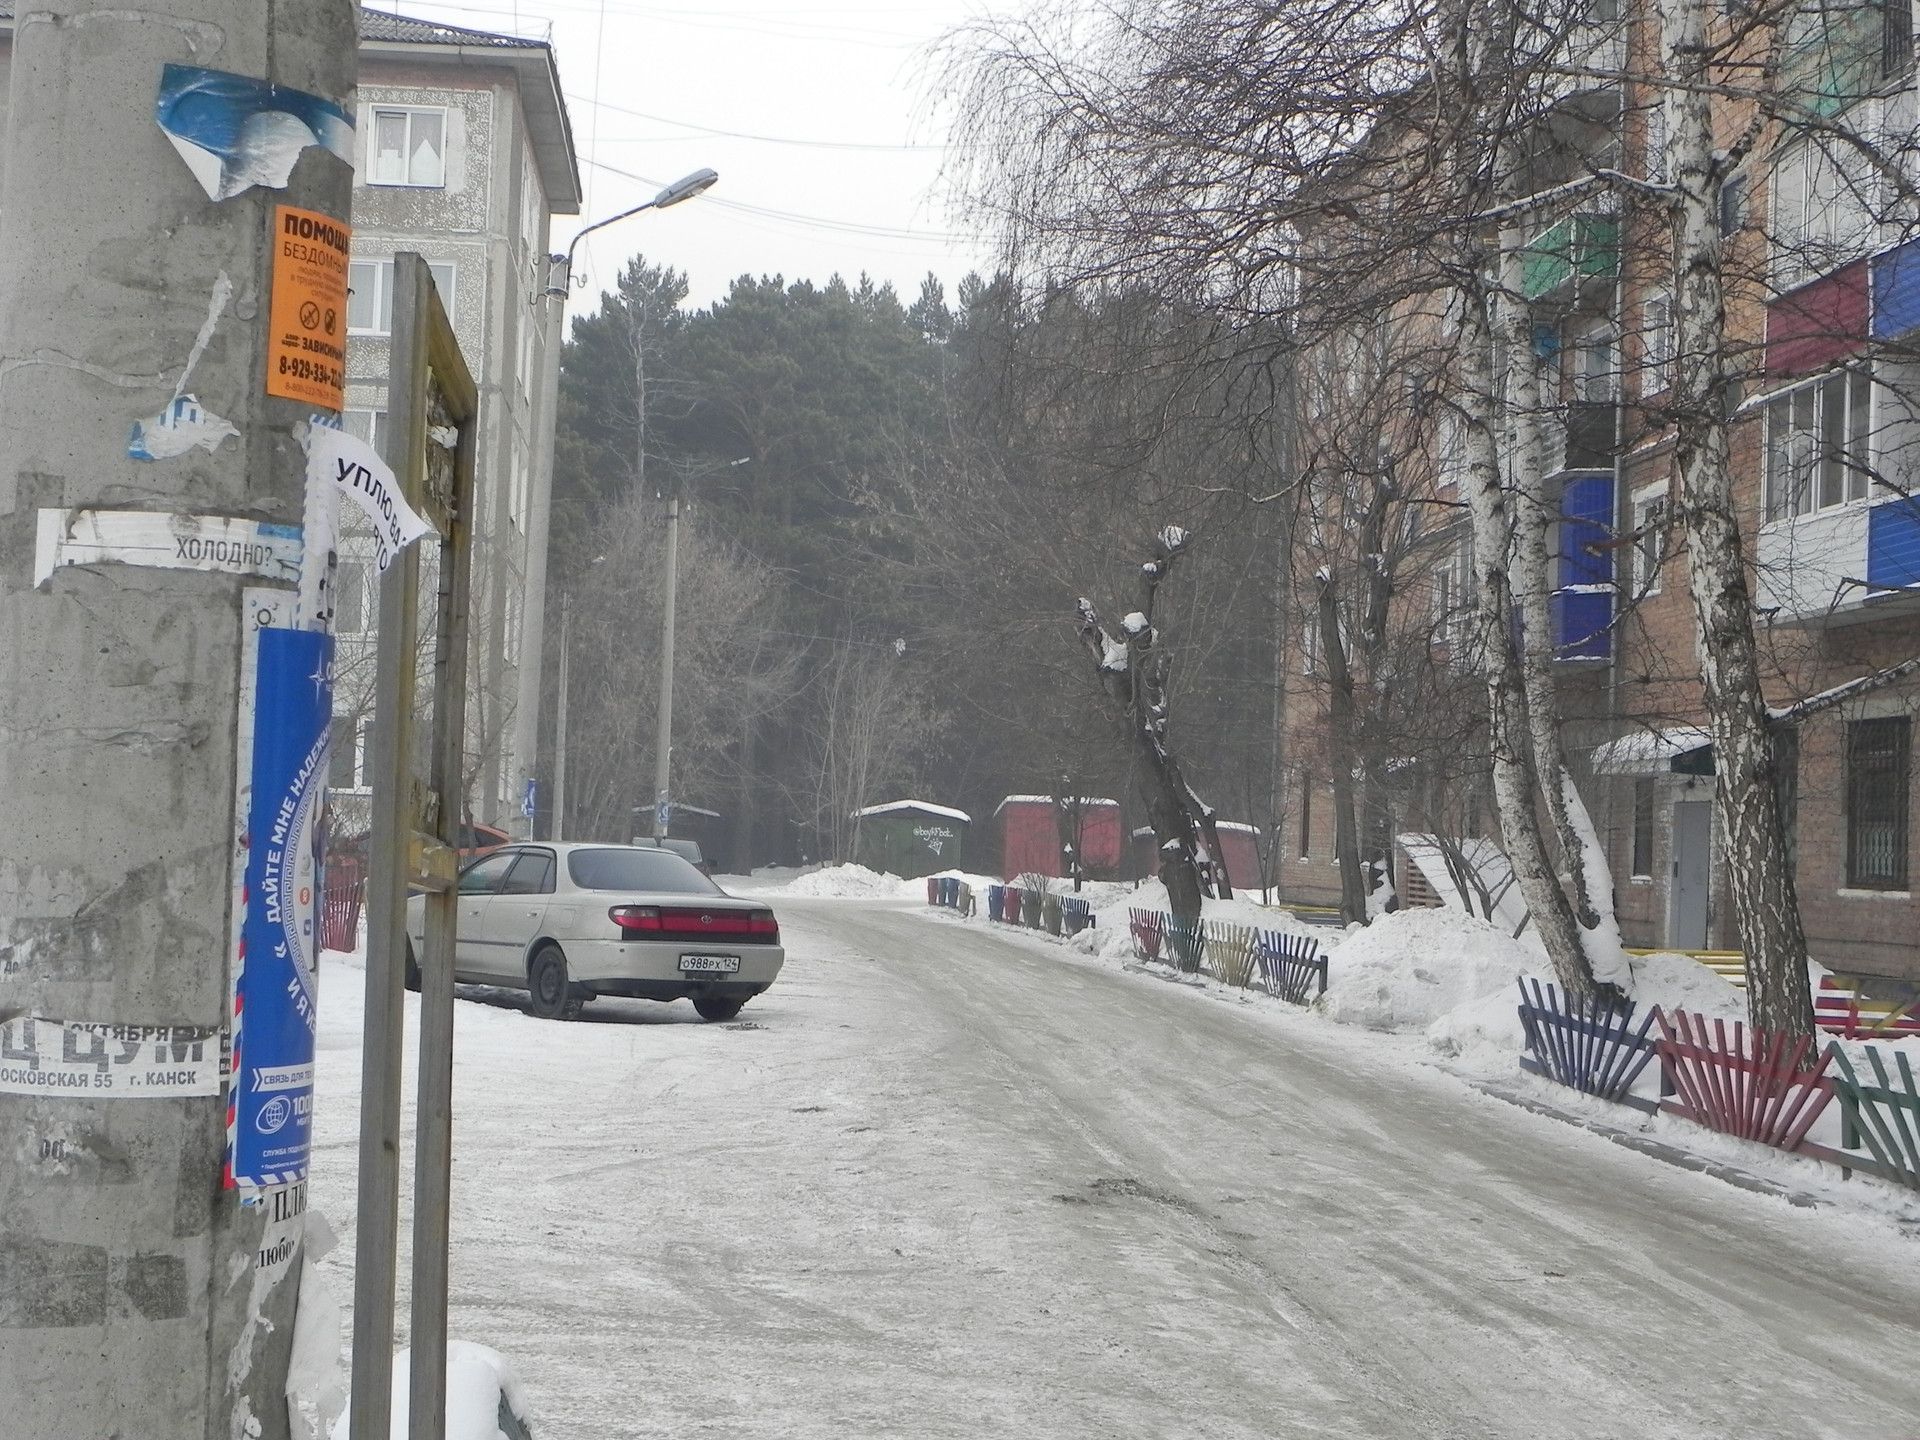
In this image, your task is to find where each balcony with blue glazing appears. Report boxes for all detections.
[1553,471,1615,661]
[1757,496,1920,623]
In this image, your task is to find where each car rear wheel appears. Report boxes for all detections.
[527,944,583,1021]
[692,993,746,1022]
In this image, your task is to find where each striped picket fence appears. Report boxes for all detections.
[1251,930,1327,1005]
[1201,923,1257,988]
[1515,977,1659,1112]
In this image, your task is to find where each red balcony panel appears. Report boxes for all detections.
[1767,261,1868,379]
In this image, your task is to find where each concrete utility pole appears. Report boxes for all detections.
[0,7,355,1439]
[553,592,571,841]
[510,252,568,839]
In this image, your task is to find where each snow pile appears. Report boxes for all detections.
[328,1342,532,1440]
[1625,951,1745,1020]
[1318,906,1536,1032]
[771,863,905,898]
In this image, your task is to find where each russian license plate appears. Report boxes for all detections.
[678,954,740,974]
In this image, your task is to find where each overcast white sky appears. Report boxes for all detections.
[371,0,1000,314]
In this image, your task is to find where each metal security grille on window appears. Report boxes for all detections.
[1846,716,1910,889]
[372,109,445,187]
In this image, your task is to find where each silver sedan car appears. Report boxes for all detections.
[405,842,784,1021]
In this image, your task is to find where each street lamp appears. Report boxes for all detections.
[512,168,717,842]
[652,454,749,840]
[550,167,720,296]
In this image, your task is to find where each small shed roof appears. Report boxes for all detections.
[853,800,971,823]
[1591,726,1712,775]
[994,795,1120,815]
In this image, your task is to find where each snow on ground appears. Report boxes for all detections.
[305,893,1920,1435]
[762,862,906,898]
[327,1343,531,1440]
[1317,906,1536,1032]
[905,891,1920,1224]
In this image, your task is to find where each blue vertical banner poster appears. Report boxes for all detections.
[229,625,332,1188]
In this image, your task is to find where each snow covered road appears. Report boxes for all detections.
[311,898,1920,1439]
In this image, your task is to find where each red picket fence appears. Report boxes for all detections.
[1653,1009,1835,1152]
[321,856,366,952]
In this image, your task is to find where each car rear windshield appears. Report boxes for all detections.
[566,847,721,895]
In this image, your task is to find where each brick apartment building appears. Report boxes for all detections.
[1274,2,1920,985]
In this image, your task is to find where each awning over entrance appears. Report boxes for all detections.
[1590,725,1714,775]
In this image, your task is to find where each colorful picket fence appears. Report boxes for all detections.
[1515,977,1660,1112]
[1252,930,1328,1005]
[1814,974,1920,1039]
[1120,908,1325,999]
[320,857,365,952]
[1653,1010,1836,1153]
[1127,907,1164,960]
[925,876,974,912]
[1827,1046,1920,1189]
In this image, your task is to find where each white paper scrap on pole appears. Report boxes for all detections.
[305,424,434,572]
[0,1018,223,1097]
[34,508,303,588]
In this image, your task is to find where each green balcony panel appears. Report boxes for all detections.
[1521,214,1621,301]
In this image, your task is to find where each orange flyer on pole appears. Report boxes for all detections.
[267,204,350,410]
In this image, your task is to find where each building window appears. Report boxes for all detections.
[1846,716,1910,889]
[1641,292,1673,397]
[1764,368,1871,520]
[1630,484,1668,598]
[1573,324,1618,404]
[348,259,456,335]
[327,717,357,790]
[370,107,446,188]
[1630,779,1655,878]
[342,407,385,452]
[1643,100,1668,185]
[1719,174,1748,237]
[335,559,367,634]
[1298,775,1313,859]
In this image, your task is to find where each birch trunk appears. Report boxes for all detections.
[1318,573,1369,924]
[1496,222,1632,990]
[1456,273,1602,999]
[1658,0,1815,1037]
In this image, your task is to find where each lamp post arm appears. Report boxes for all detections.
[553,198,661,294]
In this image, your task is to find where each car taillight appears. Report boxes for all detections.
[609,905,663,933]
[749,910,780,941]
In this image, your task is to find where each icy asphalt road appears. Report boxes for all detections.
[311,899,1920,1440]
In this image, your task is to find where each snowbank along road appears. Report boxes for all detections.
[311,897,1920,1439]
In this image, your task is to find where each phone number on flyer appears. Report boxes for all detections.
[277,355,342,389]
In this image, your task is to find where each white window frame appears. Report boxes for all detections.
[342,406,386,452]
[1574,323,1619,403]
[1763,366,1873,520]
[1630,480,1668,598]
[1641,291,1674,397]
[334,557,370,635]
[348,259,456,336]
[1768,127,1880,291]
[368,105,448,188]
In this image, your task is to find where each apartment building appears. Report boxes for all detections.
[1276,2,1920,985]
[325,12,580,833]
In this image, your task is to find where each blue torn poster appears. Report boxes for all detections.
[156,63,353,203]
[229,625,332,1189]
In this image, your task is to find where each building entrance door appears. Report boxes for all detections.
[1668,799,1711,950]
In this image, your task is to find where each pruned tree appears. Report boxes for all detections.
[1076,525,1232,918]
